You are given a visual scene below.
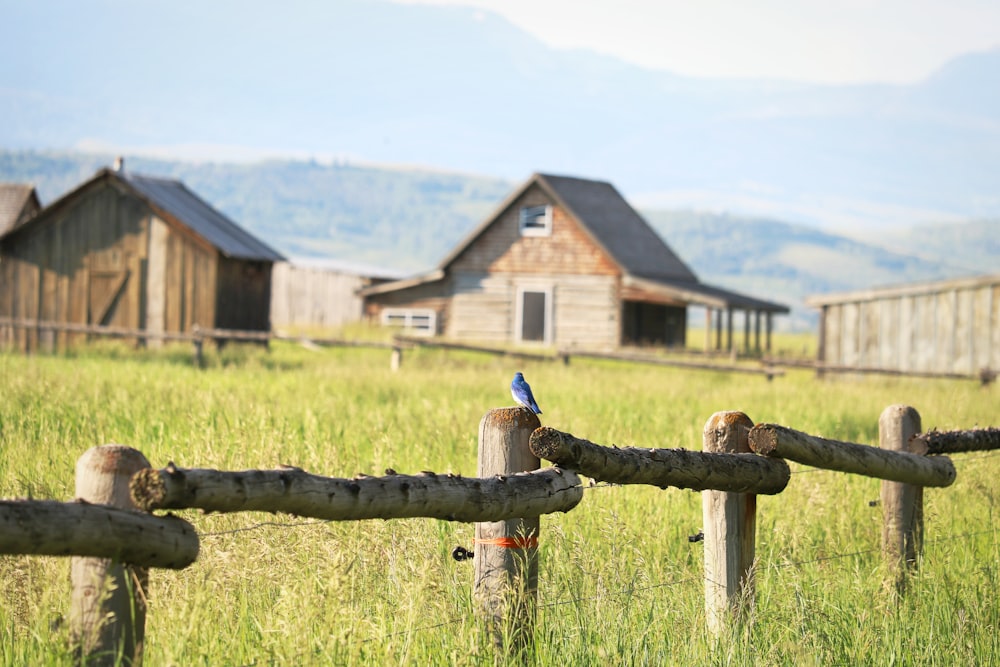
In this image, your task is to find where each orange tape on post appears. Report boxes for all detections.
[475,536,539,549]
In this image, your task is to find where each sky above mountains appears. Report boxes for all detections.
[396,0,1000,84]
[2,0,999,232]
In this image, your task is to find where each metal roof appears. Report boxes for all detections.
[121,172,284,262]
[536,173,698,283]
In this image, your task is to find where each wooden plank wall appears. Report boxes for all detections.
[270,262,367,329]
[0,183,148,350]
[448,272,619,349]
[821,281,1000,375]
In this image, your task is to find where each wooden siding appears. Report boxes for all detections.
[215,258,271,331]
[270,263,367,329]
[364,278,452,336]
[0,183,149,349]
[449,183,619,277]
[446,272,619,348]
[818,280,1000,375]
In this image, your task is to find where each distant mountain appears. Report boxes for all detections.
[2,0,999,231]
[2,150,993,332]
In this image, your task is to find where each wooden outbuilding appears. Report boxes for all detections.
[807,274,1000,378]
[361,173,788,352]
[0,165,284,350]
[0,183,41,236]
[271,257,404,331]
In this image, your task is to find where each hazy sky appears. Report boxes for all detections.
[395,0,1000,84]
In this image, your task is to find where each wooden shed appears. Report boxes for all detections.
[0,183,41,236]
[807,274,1000,378]
[0,165,284,350]
[271,257,404,331]
[361,173,788,352]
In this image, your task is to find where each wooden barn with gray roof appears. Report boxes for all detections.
[361,172,788,351]
[0,164,283,350]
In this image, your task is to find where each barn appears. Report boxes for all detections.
[0,183,41,236]
[807,273,1000,378]
[0,164,284,350]
[361,173,788,352]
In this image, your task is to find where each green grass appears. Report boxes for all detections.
[0,342,997,665]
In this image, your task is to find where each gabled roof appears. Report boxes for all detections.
[0,168,284,263]
[439,173,698,283]
[0,183,41,236]
[120,171,284,262]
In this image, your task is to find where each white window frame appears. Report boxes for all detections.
[381,308,437,336]
[518,205,552,237]
[514,285,553,345]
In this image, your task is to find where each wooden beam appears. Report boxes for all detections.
[130,463,582,522]
[529,426,789,494]
[913,427,1000,454]
[748,423,956,486]
[0,500,197,568]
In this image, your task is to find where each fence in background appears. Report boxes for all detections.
[3,316,995,383]
[1,401,998,664]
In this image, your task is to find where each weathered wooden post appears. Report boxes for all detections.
[879,405,923,595]
[71,445,151,666]
[390,345,402,371]
[474,407,541,656]
[702,411,756,638]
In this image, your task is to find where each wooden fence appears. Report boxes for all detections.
[2,402,997,664]
[5,317,994,384]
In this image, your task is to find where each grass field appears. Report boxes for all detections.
[0,341,997,665]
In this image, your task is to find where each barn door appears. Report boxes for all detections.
[517,286,551,344]
[88,269,130,325]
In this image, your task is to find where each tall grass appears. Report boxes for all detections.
[0,342,997,665]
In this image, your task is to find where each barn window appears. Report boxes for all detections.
[381,308,437,336]
[518,205,552,237]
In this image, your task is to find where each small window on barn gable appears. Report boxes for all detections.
[381,308,437,336]
[519,205,552,237]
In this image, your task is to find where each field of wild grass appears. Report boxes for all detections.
[0,340,997,665]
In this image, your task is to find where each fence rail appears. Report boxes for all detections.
[2,405,998,663]
[0,499,197,568]
[130,463,582,522]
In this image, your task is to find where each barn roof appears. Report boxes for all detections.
[364,172,788,313]
[0,168,284,263]
[0,183,41,236]
[121,172,284,262]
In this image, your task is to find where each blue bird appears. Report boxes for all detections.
[510,372,542,414]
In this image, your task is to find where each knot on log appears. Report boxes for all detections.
[129,468,168,512]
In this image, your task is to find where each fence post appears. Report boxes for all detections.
[702,411,756,638]
[879,404,923,595]
[70,445,151,666]
[474,407,541,656]
[390,346,402,371]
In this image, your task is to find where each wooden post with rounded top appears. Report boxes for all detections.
[70,445,151,666]
[702,411,757,638]
[474,407,541,656]
[879,405,923,595]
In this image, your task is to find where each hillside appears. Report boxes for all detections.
[1,150,994,331]
[2,0,999,231]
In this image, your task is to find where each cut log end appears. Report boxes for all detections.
[528,426,564,461]
[129,468,168,511]
[747,424,780,456]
